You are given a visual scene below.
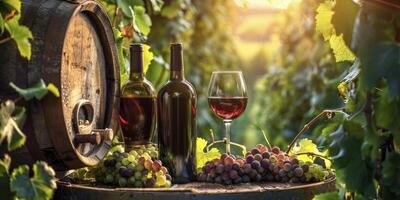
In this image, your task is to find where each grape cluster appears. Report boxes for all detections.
[95,145,172,188]
[197,144,330,185]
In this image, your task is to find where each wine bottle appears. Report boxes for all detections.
[158,43,197,183]
[120,44,157,149]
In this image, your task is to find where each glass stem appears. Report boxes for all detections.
[224,120,232,154]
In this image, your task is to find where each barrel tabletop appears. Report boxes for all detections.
[55,176,336,200]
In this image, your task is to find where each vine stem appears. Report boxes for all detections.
[0,37,11,45]
[253,124,272,150]
[286,108,346,154]
[205,138,246,154]
[209,129,215,142]
[112,6,120,27]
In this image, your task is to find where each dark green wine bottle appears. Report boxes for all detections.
[157,43,197,183]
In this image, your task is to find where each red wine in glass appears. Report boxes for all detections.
[208,97,248,120]
[208,71,248,153]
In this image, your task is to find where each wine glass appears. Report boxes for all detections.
[208,71,248,153]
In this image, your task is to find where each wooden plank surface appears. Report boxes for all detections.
[55,177,336,200]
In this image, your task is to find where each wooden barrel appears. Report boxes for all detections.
[54,177,336,200]
[0,0,120,170]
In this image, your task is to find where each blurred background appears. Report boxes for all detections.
[103,0,346,154]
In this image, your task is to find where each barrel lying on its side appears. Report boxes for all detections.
[0,0,120,170]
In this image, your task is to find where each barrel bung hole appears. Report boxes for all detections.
[75,101,94,128]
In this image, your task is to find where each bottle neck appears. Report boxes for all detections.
[130,71,144,81]
[170,43,185,80]
[170,70,184,80]
[130,44,144,81]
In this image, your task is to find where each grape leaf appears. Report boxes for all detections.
[315,2,356,62]
[0,14,4,34]
[376,88,400,144]
[289,138,331,168]
[116,0,143,17]
[196,137,221,171]
[337,82,348,101]
[0,154,11,174]
[9,79,58,101]
[312,192,339,200]
[350,4,400,97]
[315,2,334,41]
[0,101,26,151]
[160,0,183,18]
[382,152,400,198]
[4,14,32,60]
[133,6,152,36]
[148,0,163,13]
[0,155,14,200]
[359,43,400,97]
[331,0,359,46]
[46,83,60,97]
[143,44,154,73]
[2,0,21,12]
[329,121,376,198]
[10,162,56,200]
[329,34,356,62]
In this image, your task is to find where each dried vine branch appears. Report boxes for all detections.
[286,108,346,154]
[112,6,120,27]
[205,138,247,154]
[0,37,11,45]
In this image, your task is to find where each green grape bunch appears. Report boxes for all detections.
[95,144,172,188]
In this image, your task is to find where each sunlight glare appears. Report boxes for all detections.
[247,0,301,9]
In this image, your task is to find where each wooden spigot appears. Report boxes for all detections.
[74,133,101,145]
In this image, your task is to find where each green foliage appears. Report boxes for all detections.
[10,162,56,200]
[1,81,59,199]
[352,10,400,96]
[382,152,400,198]
[160,0,182,18]
[196,137,221,172]
[9,79,60,101]
[0,0,33,59]
[4,14,32,59]
[0,101,26,151]
[331,0,358,46]
[99,0,158,89]
[289,139,331,167]
[0,155,13,200]
[329,121,376,198]
[316,2,335,41]
[314,0,400,199]
[315,1,356,62]
[132,6,152,36]
[313,192,340,200]
[247,0,343,149]
[2,0,21,11]
[376,88,400,144]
